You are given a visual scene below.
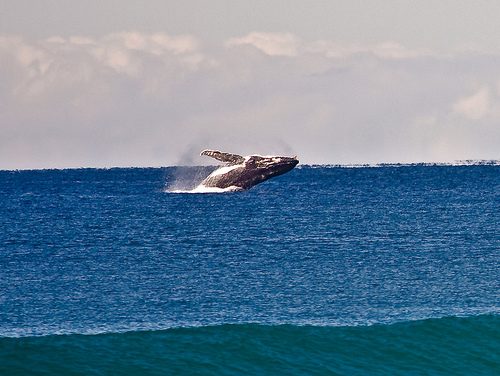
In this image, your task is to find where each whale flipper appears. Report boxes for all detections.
[200,150,245,164]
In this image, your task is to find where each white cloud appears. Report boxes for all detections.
[452,85,491,120]
[1,31,500,169]
[103,32,199,55]
[308,40,434,59]
[226,33,433,60]
[226,32,300,56]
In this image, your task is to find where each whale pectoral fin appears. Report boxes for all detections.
[200,150,245,164]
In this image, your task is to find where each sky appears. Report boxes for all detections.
[2,1,500,169]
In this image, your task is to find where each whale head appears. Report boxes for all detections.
[242,155,299,184]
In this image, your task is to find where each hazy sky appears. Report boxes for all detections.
[2,1,500,169]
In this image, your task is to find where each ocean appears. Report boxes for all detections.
[1,163,499,375]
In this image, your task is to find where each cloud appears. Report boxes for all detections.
[452,85,491,120]
[226,32,300,56]
[1,32,500,169]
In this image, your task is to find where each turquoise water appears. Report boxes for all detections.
[1,164,499,375]
[2,316,500,376]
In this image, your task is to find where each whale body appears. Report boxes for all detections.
[198,150,299,191]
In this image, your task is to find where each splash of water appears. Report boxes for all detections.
[168,185,241,193]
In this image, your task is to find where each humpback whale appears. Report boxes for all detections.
[198,150,299,191]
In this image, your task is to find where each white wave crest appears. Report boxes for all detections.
[168,185,242,193]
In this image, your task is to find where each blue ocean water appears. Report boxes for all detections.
[1,164,499,375]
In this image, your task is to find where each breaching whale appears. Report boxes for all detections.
[198,150,299,191]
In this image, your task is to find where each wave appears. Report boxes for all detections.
[168,185,242,193]
[2,315,500,375]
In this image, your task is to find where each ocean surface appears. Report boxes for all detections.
[1,163,499,375]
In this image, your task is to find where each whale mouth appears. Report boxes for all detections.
[275,156,299,167]
[245,156,299,172]
[260,156,299,177]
